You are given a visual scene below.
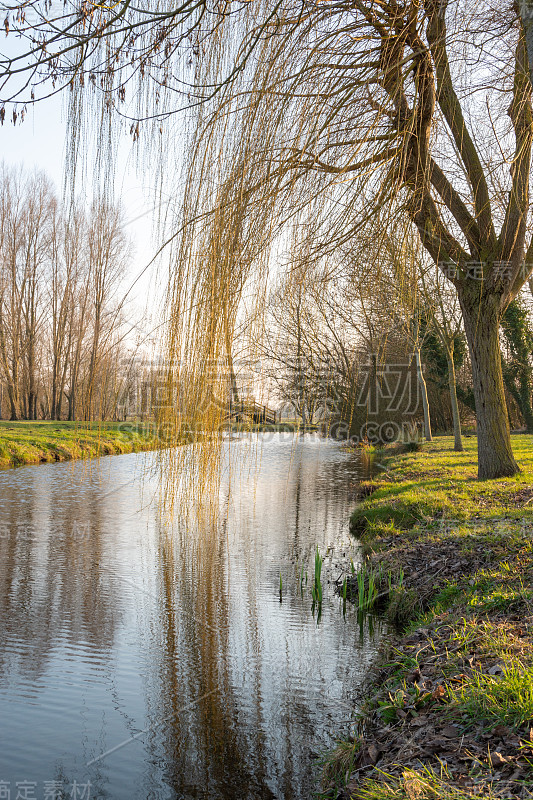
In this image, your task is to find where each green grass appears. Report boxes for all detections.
[353,767,500,799]
[450,662,533,728]
[0,420,159,467]
[350,436,533,536]
[322,435,533,798]
[320,740,361,792]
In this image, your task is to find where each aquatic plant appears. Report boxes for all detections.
[311,546,323,606]
[355,565,381,611]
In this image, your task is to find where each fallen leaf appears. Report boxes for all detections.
[449,674,468,684]
[431,685,446,701]
[489,751,508,767]
[441,724,459,738]
[492,724,509,738]
[367,743,380,764]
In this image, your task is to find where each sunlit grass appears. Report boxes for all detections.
[352,767,499,799]
[351,435,533,535]
[450,662,533,728]
[0,420,158,467]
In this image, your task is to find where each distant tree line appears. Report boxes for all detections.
[0,165,136,421]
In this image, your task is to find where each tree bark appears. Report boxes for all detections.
[460,289,519,479]
[445,349,464,452]
[67,390,76,422]
[520,0,533,87]
[414,346,432,441]
[7,387,17,420]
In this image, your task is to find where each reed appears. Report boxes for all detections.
[355,564,381,611]
[311,546,323,606]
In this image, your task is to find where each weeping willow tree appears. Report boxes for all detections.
[170,0,533,480]
[2,0,533,479]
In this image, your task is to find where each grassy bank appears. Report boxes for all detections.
[323,435,533,800]
[0,420,159,467]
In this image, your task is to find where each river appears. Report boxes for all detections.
[0,432,384,799]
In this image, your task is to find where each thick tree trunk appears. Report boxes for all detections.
[520,0,533,87]
[460,290,519,479]
[446,350,464,452]
[414,346,432,441]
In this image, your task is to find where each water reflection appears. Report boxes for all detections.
[0,433,383,799]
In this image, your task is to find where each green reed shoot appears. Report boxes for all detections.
[356,565,380,611]
[311,546,323,605]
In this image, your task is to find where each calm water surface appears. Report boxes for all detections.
[0,433,384,799]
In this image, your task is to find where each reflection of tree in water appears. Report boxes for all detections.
[146,496,278,800]
[264,445,364,571]
[0,470,118,683]
[144,440,367,799]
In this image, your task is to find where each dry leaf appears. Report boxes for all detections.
[431,685,446,701]
[403,771,425,799]
[441,724,459,738]
[490,751,508,767]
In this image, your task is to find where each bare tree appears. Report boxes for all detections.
[265,268,321,425]
[84,200,129,421]
[49,206,86,419]
[21,173,55,418]
[418,267,465,451]
[0,166,133,421]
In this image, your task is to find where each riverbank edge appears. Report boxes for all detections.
[320,435,533,800]
[0,421,160,468]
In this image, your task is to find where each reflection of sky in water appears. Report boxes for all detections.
[0,434,384,799]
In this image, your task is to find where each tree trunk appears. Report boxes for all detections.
[520,0,533,87]
[27,333,36,420]
[518,387,533,433]
[51,355,59,419]
[7,389,17,421]
[446,350,464,452]
[67,391,75,422]
[460,290,519,479]
[414,346,432,442]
